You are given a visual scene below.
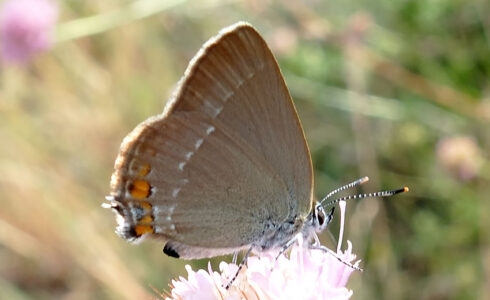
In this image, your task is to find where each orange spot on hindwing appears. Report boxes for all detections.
[129,180,151,198]
[140,201,152,210]
[134,224,154,236]
[139,214,153,224]
[138,163,151,177]
[130,201,155,237]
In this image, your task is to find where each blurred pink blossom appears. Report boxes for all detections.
[0,0,58,64]
[167,201,360,300]
[436,136,483,180]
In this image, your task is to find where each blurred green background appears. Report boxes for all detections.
[1,0,489,299]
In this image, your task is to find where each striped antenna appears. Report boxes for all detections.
[321,187,409,208]
[317,176,370,208]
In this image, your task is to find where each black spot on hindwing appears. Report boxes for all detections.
[163,242,180,258]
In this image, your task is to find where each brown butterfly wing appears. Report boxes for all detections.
[108,23,313,258]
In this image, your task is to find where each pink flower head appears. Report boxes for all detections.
[167,201,360,300]
[436,136,483,181]
[0,0,58,64]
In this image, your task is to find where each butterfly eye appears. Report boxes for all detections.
[315,206,335,232]
[317,207,325,226]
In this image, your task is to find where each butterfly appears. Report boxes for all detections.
[104,22,407,287]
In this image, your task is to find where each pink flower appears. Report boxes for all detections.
[0,0,58,64]
[436,136,483,180]
[167,201,360,300]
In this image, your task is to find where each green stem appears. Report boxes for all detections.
[55,0,186,43]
